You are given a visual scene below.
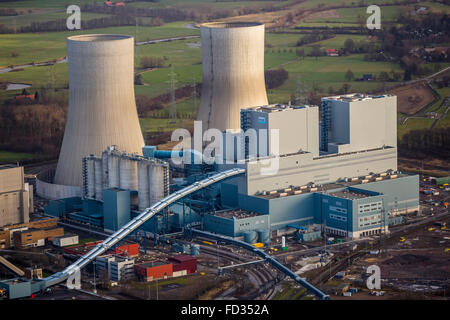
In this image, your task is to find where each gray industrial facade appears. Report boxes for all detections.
[0,165,32,228]
[210,95,419,239]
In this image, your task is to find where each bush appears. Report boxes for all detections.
[265,68,289,89]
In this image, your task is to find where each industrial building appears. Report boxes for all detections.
[320,94,397,154]
[44,93,417,241]
[134,255,197,282]
[109,257,135,282]
[240,104,319,158]
[95,254,135,282]
[134,261,173,282]
[13,227,64,248]
[0,165,33,228]
[197,22,268,132]
[0,218,58,249]
[37,34,145,199]
[52,234,79,247]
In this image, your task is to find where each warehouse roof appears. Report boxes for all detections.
[329,189,372,200]
[137,261,170,268]
[169,255,196,263]
[245,104,317,113]
[214,209,261,220]
[0,164,20,171]
[323,93,396,102]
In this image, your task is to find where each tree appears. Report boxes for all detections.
[311,45,322,60]
[345,69,354,81]
[344,38,355,52]
[393,72,402,82]
[403,70,411,81]
[134,74,143,85]
[265,68,289,89]
[341,83,351,94]
[328,86,334,94]
[378,71,390,82]
[296,48,305,59]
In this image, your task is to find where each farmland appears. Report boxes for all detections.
[0,0,449,164]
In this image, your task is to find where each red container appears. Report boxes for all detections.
[116,243,139,257]
[168,255,197,274]
[134,261,173,280]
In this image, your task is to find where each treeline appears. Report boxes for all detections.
[0,15,138,33]
[265,68,289,89]
[0,8,19,16]
[136,84,200,117]
[399,127,450,160]
[0,90,67,156]
[83,2,278,22]
[83,3,197,22]
[140,56,164,69]
[296,32,334,46]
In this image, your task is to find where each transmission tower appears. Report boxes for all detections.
[294,75,308,105]
[192,73,197,117]
[167,65,178,124]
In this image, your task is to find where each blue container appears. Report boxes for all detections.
[244,231,258,244]
[172,243,183,252]
[183,244,190,254]
[191,244,200,256]
[257,229,270,244]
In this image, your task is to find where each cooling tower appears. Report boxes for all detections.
[197,22,268,132]
[54,34,145,187]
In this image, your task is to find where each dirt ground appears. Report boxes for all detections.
[389,82,436,115]
[326,215,450,300]
[398,157,450,177]
[304,9,340,21]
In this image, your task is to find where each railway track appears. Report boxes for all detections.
[199,245,278,299]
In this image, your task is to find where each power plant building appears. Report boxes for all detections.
[216,94,419,239]
[321,94,397,154]
[0,165,32,228]
[197,22,268,132]
[241,104,319,158]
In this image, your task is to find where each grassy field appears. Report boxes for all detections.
[398,118,435,140]
[0,11,112,28]
[0,151,35,164]
[0,21,199,68]
[1,0,449,149]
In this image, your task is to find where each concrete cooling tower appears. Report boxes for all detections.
[197,22,268,132]
[54,34,145,187]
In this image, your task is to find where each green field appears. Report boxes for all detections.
[0,11,112,28]
[1,0,449,151]
[0,151,35,164]
[0,21,199,68]
[398,118,435,140]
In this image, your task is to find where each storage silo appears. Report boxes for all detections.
[257,229,270,244]
[244,230,258,244]
[137,160,150,211]
[94,158,103,200]
[86,157,95,198]
[108,152,120,188]
[197,22,268,132]
[119,156,138,191]
[148,164,165,206]
[101,150,109,189]
[54,34,145,187]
